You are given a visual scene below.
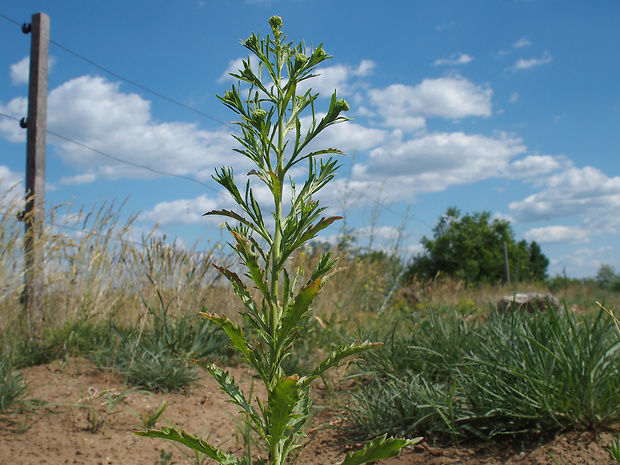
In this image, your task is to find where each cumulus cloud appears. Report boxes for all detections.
[299,114,386,154]
[367,77,493,131]
[220,57,375,97]
[10,56,56,85]
[351,131,526,201]
[0,165,23,195]
[432,53,473,66]
[297,60,375,97]
[59,173,97,185]
[218,57,256,82]
[1,75,246,183]
[523,225,591,244]
[510,52,552,71]
[505,154,569,179]
[0,96,28,142]
[513,36,531,48]
[140,194,223,226]
[10,57,30,85]
[509,166,620,222]
[550,246,615,275]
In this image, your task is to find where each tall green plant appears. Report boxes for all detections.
[136,16,418,465]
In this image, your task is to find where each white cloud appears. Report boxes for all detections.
[140,194,222,226]
[299,115,386,153]
[510,92,519,103]
[298,60,376,97]
[351,131,526,200]
[436,20,455,32]
[351,224,405,252]
[511,52,552,71]
[0,96,28,143]
[432,53,473,67]
[550,246,615,274]
[219,57,375,98]
[59,173,97,185]
[523,225,591,244]
[218,57,255,83]
[10,56,56,85]
[368,77,493,131]
[0,166,23,195]
[513,36,531,48]
[509,166,620,222]
[12,75,246,182]
[505,155,569,179]
[10,57,30,85]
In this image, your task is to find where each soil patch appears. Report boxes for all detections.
[0,358,616,464]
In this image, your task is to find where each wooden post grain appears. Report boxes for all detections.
[22,12,50,336]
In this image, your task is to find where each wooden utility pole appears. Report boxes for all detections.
[22,13,49,337]
[502,241,511,286]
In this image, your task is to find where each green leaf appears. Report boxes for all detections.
[303,341,382,388]
[291,216,342,250]
[201,312,265,379]
[228,231,271,299]
[211,265,269,335]
[279,278,322,342]
[194,361,264,435]
[339,434,421,465]
[267,374,303,442]
[135,427,245,465]
[204,209,269,242]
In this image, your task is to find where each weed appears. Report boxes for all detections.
[0,358,28,415]
[132,401,168,430]
[136,16,418,465]
[608,436,620,463]
[75,384,131,434]
[155,450,177,465]
[347,306,620,442]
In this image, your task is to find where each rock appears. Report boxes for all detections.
[496,292,560,313]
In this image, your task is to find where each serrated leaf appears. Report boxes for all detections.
[291,216,342,250]
[230,231,270,298]
[201,313,264,378]
[267,374,303,443]
[204,209,257,231]
[303,341,381,388]
[211,265,268,334]
[279,278,322,341]
[339,434,421,465]
[135,427,245,465]
[194,361,264,435]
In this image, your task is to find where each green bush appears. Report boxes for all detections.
[92,314,229,392]
[347,306,620,442]
[0,358,28,414]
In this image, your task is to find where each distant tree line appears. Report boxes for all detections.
[405,207,549,284]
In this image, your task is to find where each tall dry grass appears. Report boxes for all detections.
[0,184,237,339]
[2,178,618,350]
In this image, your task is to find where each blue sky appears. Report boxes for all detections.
[1,1,619,279]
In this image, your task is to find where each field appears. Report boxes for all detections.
[2,191,620,464]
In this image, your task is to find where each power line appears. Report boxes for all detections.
[1,12,426,227]
[0,12,20,26]
[0,11,236,132]
[0,110,220,193]
[49,40,237,131]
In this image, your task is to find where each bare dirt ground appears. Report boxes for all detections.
[0,358,616,465]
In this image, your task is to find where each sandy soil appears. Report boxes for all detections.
[0,358,617,465]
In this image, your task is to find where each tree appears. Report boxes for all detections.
[596,264,620,291]
[406,207,549,284]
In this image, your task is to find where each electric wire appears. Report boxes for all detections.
[1,11,236,132]
[0,110,220,193]
[1,11,424,227]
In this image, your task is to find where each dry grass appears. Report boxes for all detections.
[1,180,618,345]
